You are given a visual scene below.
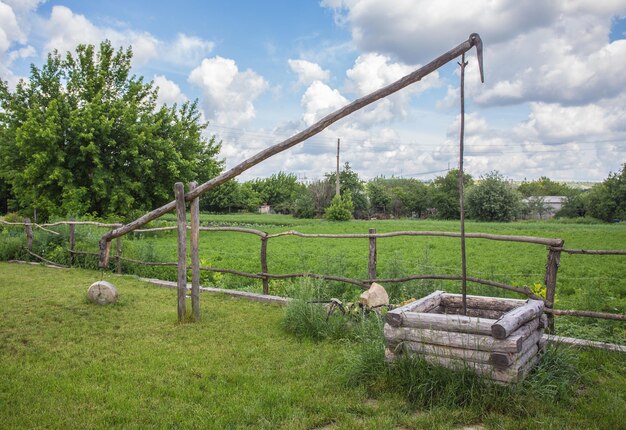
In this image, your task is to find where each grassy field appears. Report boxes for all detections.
[1,263,625,429]
[2,214,625,343]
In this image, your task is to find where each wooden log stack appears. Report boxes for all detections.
[384,291,546,383]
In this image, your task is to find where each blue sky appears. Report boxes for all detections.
[2,0,626,182]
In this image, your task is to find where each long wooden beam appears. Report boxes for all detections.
[98,33,484,267]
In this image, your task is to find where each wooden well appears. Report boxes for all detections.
[384,291,547,383]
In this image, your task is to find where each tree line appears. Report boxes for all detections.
[1,41,624,223]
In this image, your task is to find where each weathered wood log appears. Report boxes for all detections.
[134,226,178,233]
[69,219,76,266]
[544,246,562,332]
[553,247,626,255]
[260,235,269,295]
[262,272,369,288]
[115,237,122,274]
[545,308,626,322]
[436,306,505,320]
[368,228,377,280]
[441,294,525,311]
[174,182,187,322]
[392,340,493,364]
[24,218,33,251]
[386,290,445,327]
[199,226,266,236]
[384,324,523,353]
[98,34,487,266]
[266,230,563,246]
[508,316,542,342]
[189,181,201,321]
[491,299,544,339]
[544,335,626,353]
[398,312,496,335]
[489,330,542,369]
[25,249,67,268]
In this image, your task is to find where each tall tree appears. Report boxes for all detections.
[466,171,521,222]
[517,176,574,197]
[0,41,222,220]
[431,169,473,219]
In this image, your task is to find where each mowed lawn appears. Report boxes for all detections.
[1,263,626,429]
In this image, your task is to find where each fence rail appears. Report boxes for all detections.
[2,215,625,327]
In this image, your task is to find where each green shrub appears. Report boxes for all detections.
[324,194,353,221]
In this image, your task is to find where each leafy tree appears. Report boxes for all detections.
[307,179,334,216]
[200,180,260,213]
[250,172,304,214]
[367,177,392,213]
[0,41,222,220]
[584,164,626,222]
[326,162,367,215]
[466,171,521,222]
[557,193,588,218]
[431,169,473,219]
[517,176,573,198]
[324,193,353,221]
[292,190,315,218]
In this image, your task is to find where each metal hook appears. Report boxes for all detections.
[469,33,484,83]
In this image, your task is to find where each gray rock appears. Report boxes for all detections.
[88,280,118,305]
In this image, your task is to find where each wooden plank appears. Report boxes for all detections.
[385,290,444,327]
[384,324,523,353]
[491,299,544,339]
[189,181,201,321]
[399,312,496,335]
[174,182,187,322]
[544,335,626,353]
[139,278,292,306]
[368,228,377,280]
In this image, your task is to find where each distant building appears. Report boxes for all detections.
[259,203,271,214]
[522,196,567,219]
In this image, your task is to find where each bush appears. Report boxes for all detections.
[324,194,354,221]
[466,171,521,222]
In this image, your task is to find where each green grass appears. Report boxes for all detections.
[1,263,625,429]
[2,214,625,343]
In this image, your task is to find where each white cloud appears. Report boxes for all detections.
[42,6,159,66]
[300,80,348,126]
[153,75,187,106]
[188,56,268,126]
[288,59,330,86]
[0,1,25,53]
[164,33,215,67]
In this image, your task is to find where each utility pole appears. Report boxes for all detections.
[335,138,341,197]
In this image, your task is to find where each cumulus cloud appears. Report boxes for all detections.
[153,75,187,106]
[288,59,330,86]
[164,33,215,67]
[300,80,348,126]
[188,56,268,126]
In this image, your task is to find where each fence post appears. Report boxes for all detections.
[174,182,187,322]
[544,242,563,333]
[260,234,269,294]
[69,218,76,266]
[116,237,122,274]
[368,228,377,282]
[24,218,33,251]
[189,181,201,321]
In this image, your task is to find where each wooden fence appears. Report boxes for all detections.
[2,206,626,328]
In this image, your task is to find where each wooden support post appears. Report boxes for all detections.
[24,218,33,251]
[69,218,76,266]
[174,182,187,322]
[368,228,377,281]
[544,245,563,333]
[189,181,201,321]
[261,235,269,295]
[115,237,122,274]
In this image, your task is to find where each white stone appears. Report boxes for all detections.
[358,282,389,308]
[87,280,118,305]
